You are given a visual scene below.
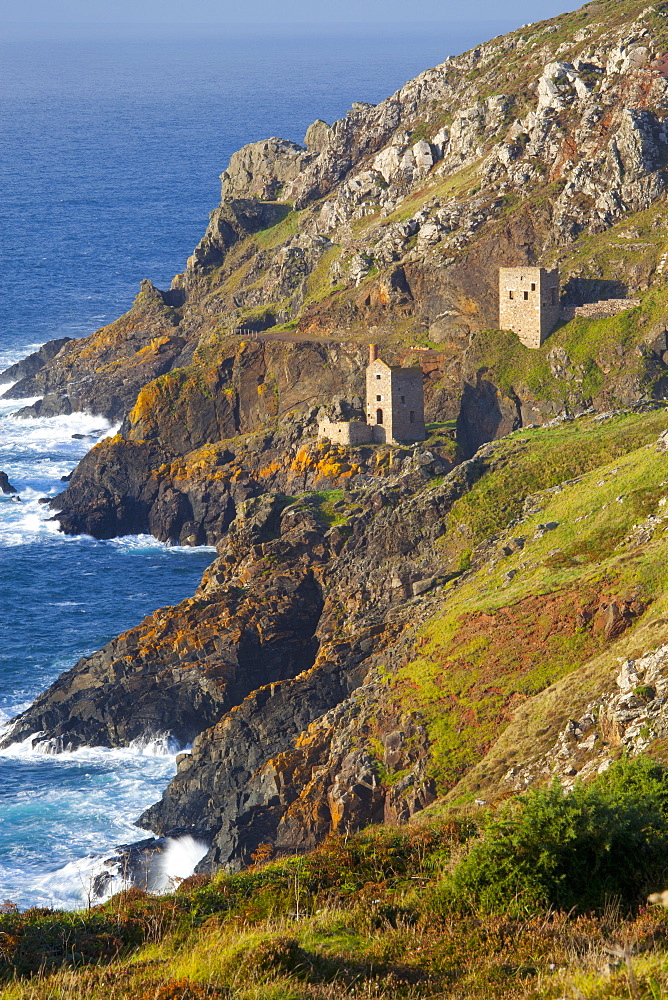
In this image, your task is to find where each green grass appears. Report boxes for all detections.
[290,489,353,528]
[449,411,668,546]
[302,245,342,307]
[391,410,668,791]
[252,209,302,251]
[6,815,668,999]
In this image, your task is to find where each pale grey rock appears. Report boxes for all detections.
[304,119,334,152]
[505,645,668,793]
[220,137,314,201]
[349,253,374,286]
[412,139,435,171]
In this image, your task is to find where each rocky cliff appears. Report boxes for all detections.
[6,0,668,872]
[6,0,668,541]
[8,405,668,871]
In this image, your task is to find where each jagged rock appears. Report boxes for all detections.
[534,521,559,538]
[537,61,589,111]
[457,377,522,458]
[502,537,525,556]
[505,644,668,793]
[2,493,330,751]
[187,199,292,274]
[0,472,17,494]
[304,119,334,152]
[0,337,71,385]
[220,138,314,202]
[349,254,374,285]
[2,281,189,421]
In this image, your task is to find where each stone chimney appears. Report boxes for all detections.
[369,343,378,364]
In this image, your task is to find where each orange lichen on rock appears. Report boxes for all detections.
[258,460,282,478]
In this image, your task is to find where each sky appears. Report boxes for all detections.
[1,0,577,40]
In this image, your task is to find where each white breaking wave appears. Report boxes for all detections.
[0,342,42,375]
[129,733,182,756]
[158,836,209,888]
[0,735,184,909]
[0,392,216,553]
[0,393,118,547]
[0,731,181,760]
[110,534,216,555]
[25,834,209,908]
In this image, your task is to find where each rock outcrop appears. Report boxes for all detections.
[137,457,487,867]
[2,282,190,422]
[0,338,72,386]
[503,644,668,793]
[0,472,18,495]
[3,493,329,751]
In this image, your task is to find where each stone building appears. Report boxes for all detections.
[316,417,373,446]
[317,345,426,446]
[499,266,560,348]
[365,345,426,444]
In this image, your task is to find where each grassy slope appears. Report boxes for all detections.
[3,824,668,999]
[391,409,668,793]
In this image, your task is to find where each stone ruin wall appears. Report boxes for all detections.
[317,418,372,446]
[390,368,426,443]
[559,298,640,321]
[366,361,394,443]
[320,350,426,447]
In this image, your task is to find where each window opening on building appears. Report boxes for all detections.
[531,282,536,291]
[409,411,415,423]
[376,394,381,402]
[401,395,405,404]
[376,408,383,424]
[523,290,529,300]
[550,287,557,305]
[376,374,381,380]
[509,290,514,300]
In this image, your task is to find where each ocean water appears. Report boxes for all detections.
[0,25,499,908]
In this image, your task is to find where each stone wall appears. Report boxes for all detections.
[390,368,426,443]
[365,360,425,444]
[366,360,394,443]
[317,418,372,446]
[559,298,640,322]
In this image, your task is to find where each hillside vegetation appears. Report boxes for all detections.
[5,759,668,998]
[8,0,668,995]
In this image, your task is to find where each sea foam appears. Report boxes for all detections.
[0,365,214,910]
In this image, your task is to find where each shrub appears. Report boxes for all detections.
[439,756,668,915]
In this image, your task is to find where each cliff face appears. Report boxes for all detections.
[10,406,668,871]
[49,340,454,543]
[7,0,668,872]
[5,1,668,542]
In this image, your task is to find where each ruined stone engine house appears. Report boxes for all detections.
[318,345,426,446]
[499,266,560,348]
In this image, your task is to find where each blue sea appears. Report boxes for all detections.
[0,24,503,908]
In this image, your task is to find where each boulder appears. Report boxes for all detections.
[0,471,17,494]
[220,137,314,201]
